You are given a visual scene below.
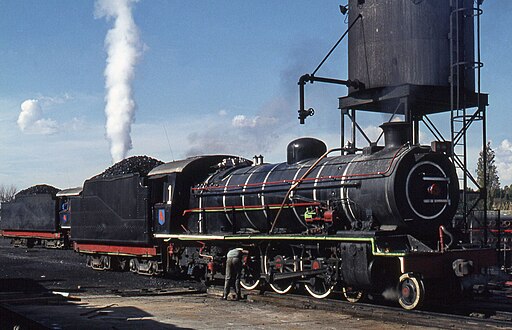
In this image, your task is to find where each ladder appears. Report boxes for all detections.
[449,0,485,240]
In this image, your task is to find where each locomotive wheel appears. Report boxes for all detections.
[397,273,425,310]
[300,254,336,299]
[264,244,297,294]
[342,287,365,303]
[304,273,335,299]
[240,253,261,290]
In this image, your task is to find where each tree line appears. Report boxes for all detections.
[0,184,17,203]
[476,141,511,211]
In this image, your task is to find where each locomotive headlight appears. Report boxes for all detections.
[427,183,441,196]
[406,161,450,220]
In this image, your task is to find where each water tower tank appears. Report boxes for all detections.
[347,0,475,96]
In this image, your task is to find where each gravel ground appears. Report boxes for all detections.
[0,239,441,329]
[0,239,201,295]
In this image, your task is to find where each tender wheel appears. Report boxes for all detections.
[300,255,336,299]
[264,244,297,294]
[398,273,425,310]
[129,258,138,272]
[241,252,261,290]
[342,287,365,303]
[102,256,111,270]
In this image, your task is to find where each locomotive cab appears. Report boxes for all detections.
[148,155,251,236]
[56,187,82,230]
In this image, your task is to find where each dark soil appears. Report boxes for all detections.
[0,239,202,296]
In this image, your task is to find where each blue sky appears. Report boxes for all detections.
[1,1,511,190]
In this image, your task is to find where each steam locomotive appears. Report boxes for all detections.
[0,0,497,311]
[0,121,497,310]
[55,121,491,310]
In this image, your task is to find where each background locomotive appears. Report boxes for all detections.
[0,185,79,249]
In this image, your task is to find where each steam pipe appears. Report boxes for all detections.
[439,225,454,252]
[298,74,364,124]
[298,13,364,124]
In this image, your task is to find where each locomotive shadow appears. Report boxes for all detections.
[0,278,48,294]
[0,278,192,329]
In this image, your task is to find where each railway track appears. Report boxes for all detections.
[2,283,511,329]
[1,239,511,329]
[205,284,512,329]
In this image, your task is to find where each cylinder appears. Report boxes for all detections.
[348,0,475,94]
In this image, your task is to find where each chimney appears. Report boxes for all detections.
[380,122,411,148]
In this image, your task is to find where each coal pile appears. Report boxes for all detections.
[93,156,164,179]
[16,184,60,197]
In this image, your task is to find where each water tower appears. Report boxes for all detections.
[298,0,487,236]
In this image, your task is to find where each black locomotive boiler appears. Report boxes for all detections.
[188,122,459,241]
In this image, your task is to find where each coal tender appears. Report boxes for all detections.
[0,184,77,248]
[71,156,167,273]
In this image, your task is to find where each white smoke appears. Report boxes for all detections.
[17,99,58,135]
[381,287,399,301]
[231,114,279,128]
[232,115,256,128]
[360,124,383,142]
[95,0,142,163]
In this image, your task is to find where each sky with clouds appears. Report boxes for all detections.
[0,1,511,191]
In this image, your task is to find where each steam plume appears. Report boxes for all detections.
[95,0,142,163]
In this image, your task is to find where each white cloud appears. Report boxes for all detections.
[497,139,512,186]
[17,99,42,130]
[31,118,59,135]
[68,117,85,131]
[38,93,73,107]
[17,99,58,135]
[232,115,257,128]
[360,124,382,143]
[500,139,512,151]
